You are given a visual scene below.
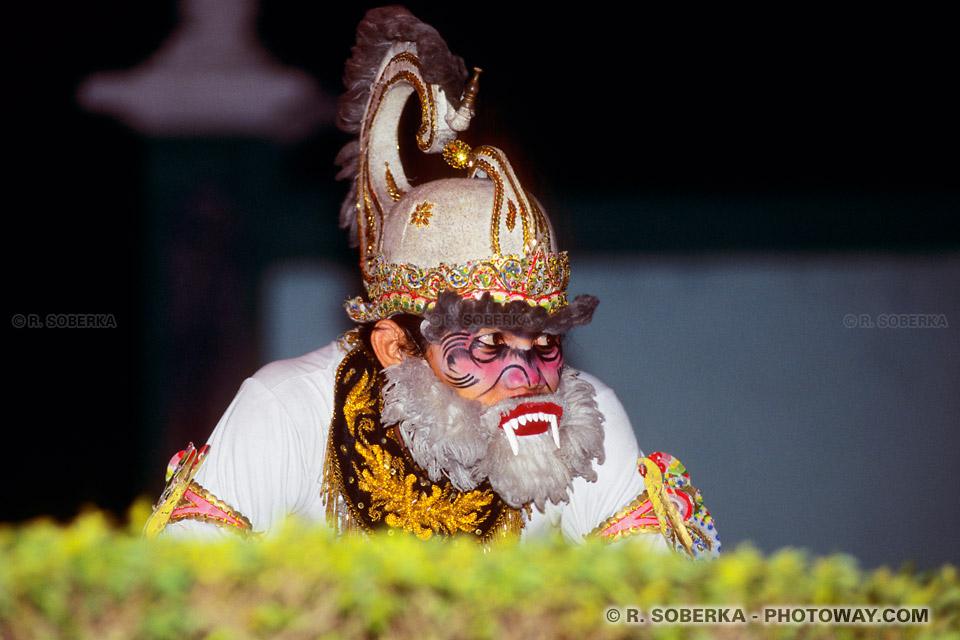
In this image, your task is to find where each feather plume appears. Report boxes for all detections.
[335,6,469,247]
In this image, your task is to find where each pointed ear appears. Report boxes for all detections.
[370,318,406,368]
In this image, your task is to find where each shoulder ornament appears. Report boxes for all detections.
[592,452,721,558]
[144,443,253,538]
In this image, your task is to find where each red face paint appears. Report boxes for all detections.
[425,329,564,408]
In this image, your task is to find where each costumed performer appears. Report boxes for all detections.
[146,6,720,558]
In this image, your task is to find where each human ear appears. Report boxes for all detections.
[370,318,406,367]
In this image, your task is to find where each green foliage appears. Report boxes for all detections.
[1,499,956,640]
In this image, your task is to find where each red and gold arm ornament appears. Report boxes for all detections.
[592,452,721,558]
[144,443,252,539]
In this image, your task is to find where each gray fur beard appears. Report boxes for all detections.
[381,357,606,511]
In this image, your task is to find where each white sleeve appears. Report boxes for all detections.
[161,377,317,538]
[554,373,669,553]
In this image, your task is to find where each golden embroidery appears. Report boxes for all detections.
[506,200,517,231]
[485,504,528,546]
[322,352,379,537]
[343,370,378,437]
[384,162,405,201]
[410,201,435,227]
[353,440,494,540]
[359,160,380,275]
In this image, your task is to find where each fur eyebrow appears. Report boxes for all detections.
[421,292,599,343]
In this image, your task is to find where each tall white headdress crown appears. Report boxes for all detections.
[336,7,572,323]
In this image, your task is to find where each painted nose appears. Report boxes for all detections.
[501,358,543,391]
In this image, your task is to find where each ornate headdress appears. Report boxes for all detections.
[337,7,596,331]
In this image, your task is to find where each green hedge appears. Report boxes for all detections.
[2,500,957,640]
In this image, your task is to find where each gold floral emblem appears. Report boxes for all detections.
[409,201,434,227]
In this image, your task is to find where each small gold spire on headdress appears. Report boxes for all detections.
[461,67,483,113]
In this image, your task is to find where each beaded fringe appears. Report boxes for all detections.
[321,439,364,538]
[481,505,528,550]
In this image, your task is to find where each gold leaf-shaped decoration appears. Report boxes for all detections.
[385,162,405,202]
[353,441,493,539]
[344,371,378,436]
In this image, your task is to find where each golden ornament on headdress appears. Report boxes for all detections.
[442,139,473,169]
[409,201,435,227]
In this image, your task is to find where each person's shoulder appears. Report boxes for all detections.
[567,368,614,397]
[249,338,349,392]
[565,367,632,433]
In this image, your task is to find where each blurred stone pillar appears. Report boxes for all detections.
[77,0,335,495]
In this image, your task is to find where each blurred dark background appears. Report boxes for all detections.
[7,2,957,567]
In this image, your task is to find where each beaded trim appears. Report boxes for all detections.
[468,145,551,254]
[168,481,253,533]
[345,247,570,322]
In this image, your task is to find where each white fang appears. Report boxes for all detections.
[503,418,520,456]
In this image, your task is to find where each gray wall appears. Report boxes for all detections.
[262,253,959,569]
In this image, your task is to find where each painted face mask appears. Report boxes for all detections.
[382,352,605,510]
[424,328,565,456]
[426,329,563,402]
